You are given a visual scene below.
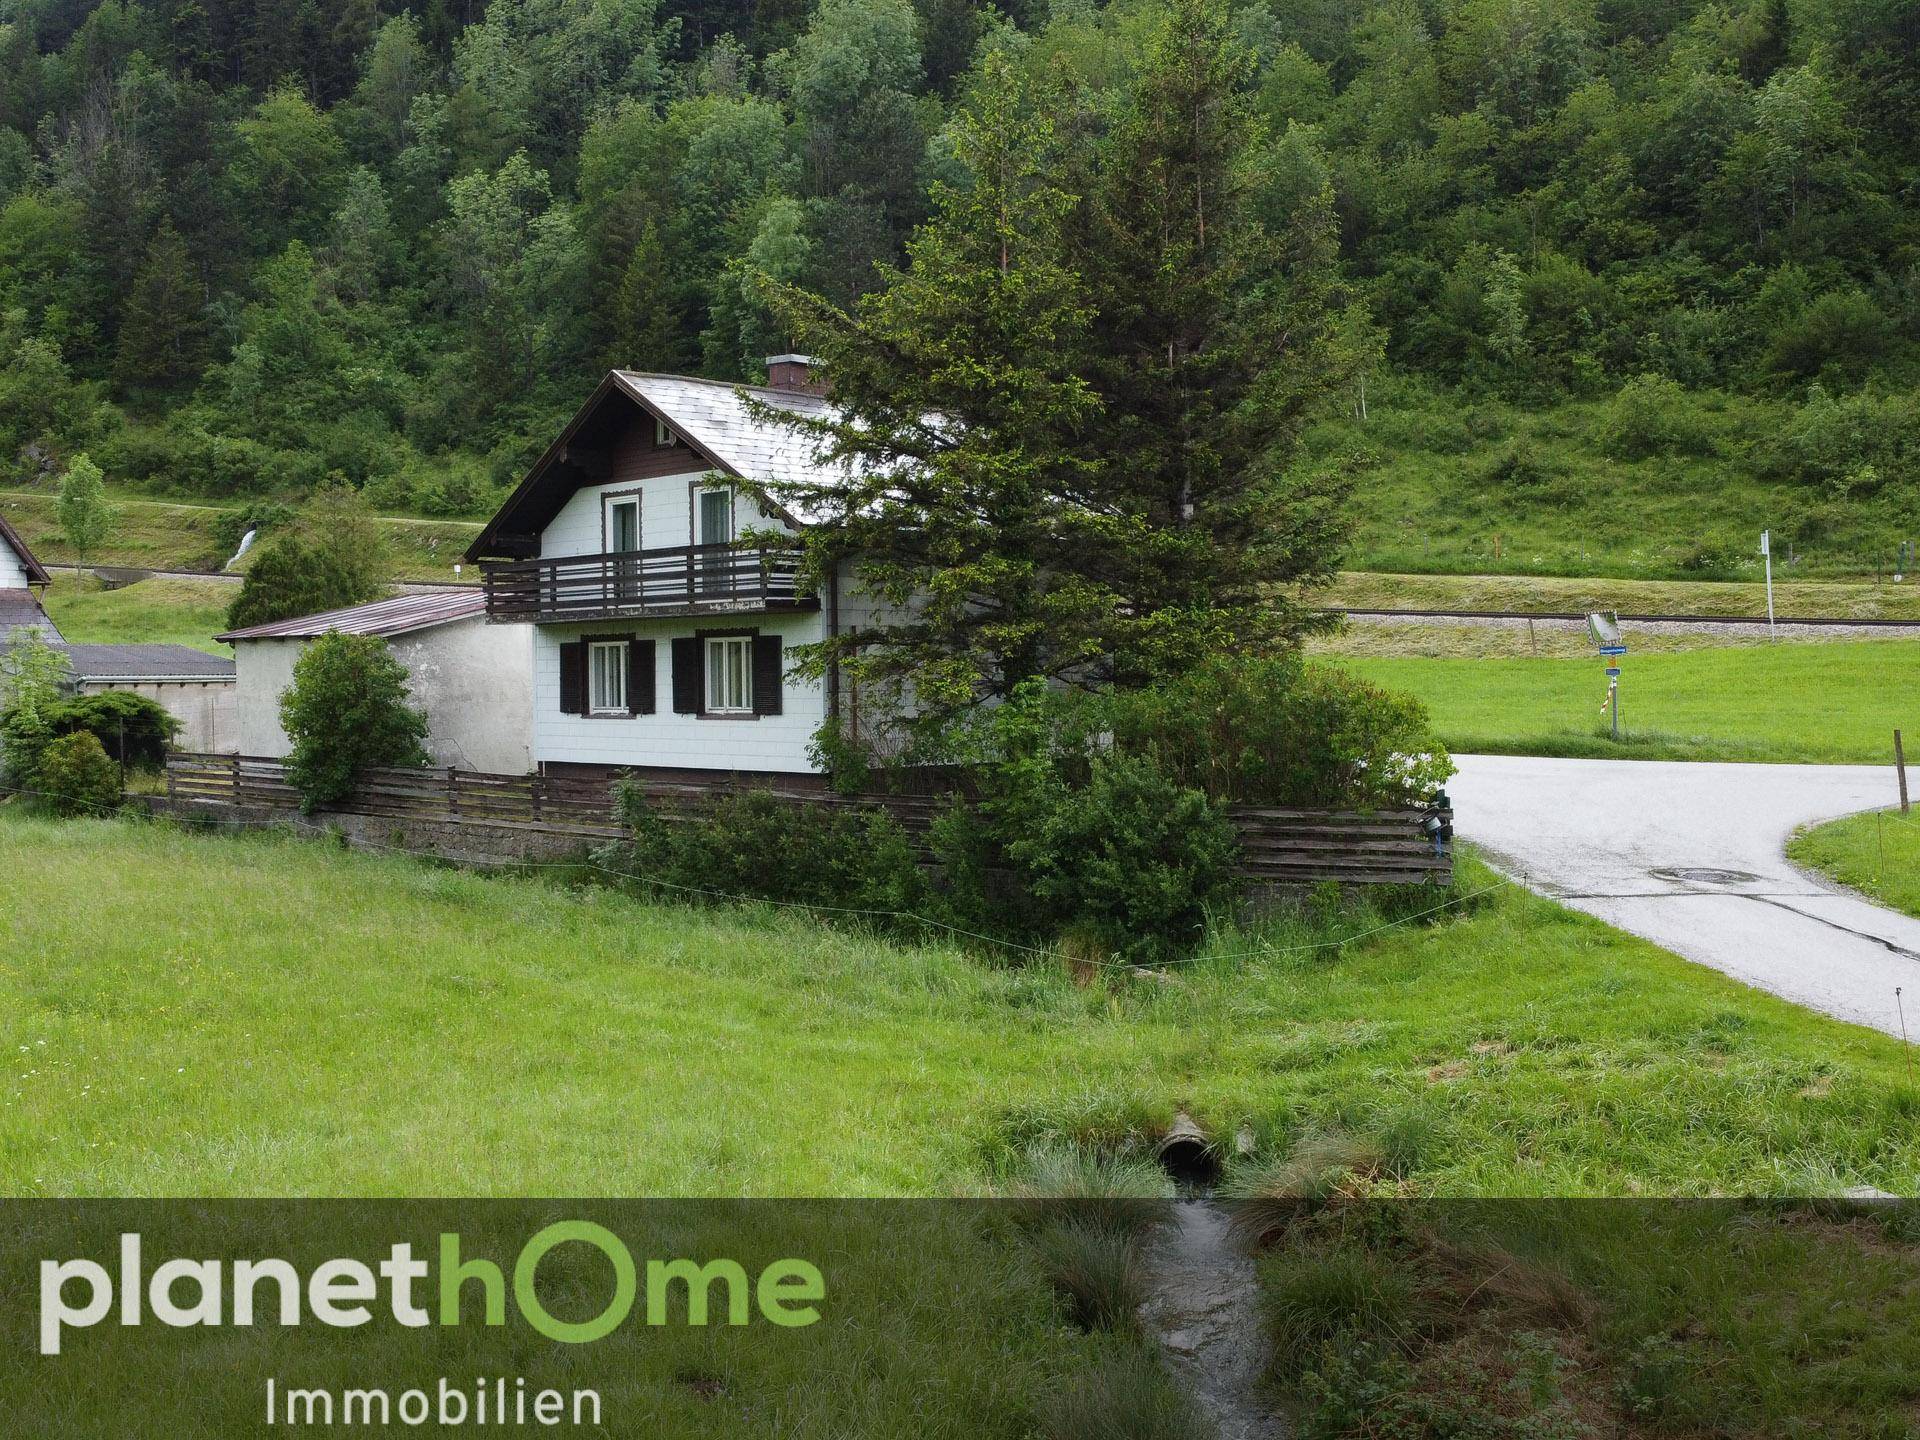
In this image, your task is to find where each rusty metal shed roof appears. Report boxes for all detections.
[218,588,487,642]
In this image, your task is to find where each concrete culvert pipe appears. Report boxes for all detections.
[1156,1111,1220,1187]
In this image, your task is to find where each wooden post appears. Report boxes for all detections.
[446,765,459,819]
[1897,729,1911,815]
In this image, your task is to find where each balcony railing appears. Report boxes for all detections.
[480,543,815,622]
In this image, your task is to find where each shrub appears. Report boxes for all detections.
[1099,657,1454,810]
[1765,385,1920,497]
[47,691,179,769]
[1595,374,1715,460]
[226,533,373,629]
[36,730,120,816]
[1767,288,1893,381]
[279,631,429,811]
[0,632,71,789]
[929,691,1245,963]
[604,784,924,917]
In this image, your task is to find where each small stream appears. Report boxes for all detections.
[1138,1198,1285,1440]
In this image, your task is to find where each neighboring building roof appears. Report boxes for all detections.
[0,513,52,586]
[466,370,853,561]
[217,588,488,642]
[57,644,235,683]
[0,587,62,640]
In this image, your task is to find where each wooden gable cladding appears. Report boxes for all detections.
[467,377,731,562]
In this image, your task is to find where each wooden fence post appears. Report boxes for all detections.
[1898,729,1911,815]
[446,765,459,819]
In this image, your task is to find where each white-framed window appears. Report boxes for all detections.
[606,495,639,552]
[705,635,753,714]
[655,416,678,447]
[589,640,628,715]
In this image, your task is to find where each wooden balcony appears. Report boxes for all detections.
[480,543,816,623]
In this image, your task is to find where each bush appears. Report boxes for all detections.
[1595,374,1715,460]
[279,632,429,811]
[929,691,1245,963]
[1099,657,1454,811]
[604,785,924,917]
[36,730,120,816]
[226,533,376,629]
[1765,385,1920,497]
[47,691,179,769]
[0,631,71,789]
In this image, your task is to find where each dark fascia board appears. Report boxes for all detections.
[0,512,52,586]
[465,374,746,564]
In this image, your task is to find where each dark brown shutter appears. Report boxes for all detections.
[627,638,654,714]
[752,634,783,716]
[558,641,586,715]
[671,637,702,714]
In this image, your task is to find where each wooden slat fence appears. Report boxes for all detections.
[163,753,1451,886]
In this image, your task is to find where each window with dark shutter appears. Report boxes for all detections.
[752,634,783,716]
[670,637,701,714]
[558,641,587,715]
[627,638,655,714]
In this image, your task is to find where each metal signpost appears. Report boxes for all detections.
[1760,530,1776,640]
[1588,612,1627,740]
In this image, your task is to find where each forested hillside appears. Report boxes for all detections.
[0,0,1914,575]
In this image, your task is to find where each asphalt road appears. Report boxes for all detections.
[1450,754,1920,1037]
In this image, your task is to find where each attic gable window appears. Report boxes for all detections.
[654,416,678,448]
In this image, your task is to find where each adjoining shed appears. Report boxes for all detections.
[219,591,533,776]
[58,644,237,753]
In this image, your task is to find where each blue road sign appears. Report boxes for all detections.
[1606,667,1621,678]
[1599,645,1628,656]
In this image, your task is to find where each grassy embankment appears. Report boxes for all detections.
[7,811,1920,1435]
[38,573,235,655]
[1328,637,1918,764]
[0,488,479,582]
[1318,383,1920,582]
[1790,808,1920,919]
[1321,569,1920,621]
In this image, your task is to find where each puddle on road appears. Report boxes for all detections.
[1138,1199,1285,1440]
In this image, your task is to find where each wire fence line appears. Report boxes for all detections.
[6,782,1505,971]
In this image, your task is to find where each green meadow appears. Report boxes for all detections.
[1333,637,1920,764]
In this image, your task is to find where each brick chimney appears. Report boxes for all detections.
[764,354,826,395]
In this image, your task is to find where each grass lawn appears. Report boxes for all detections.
[0,488,480,582]
[39,574,234,655]
[6,809,1920,1198]
[11,812,1920,1435]
[1789,808,1920,919]
[1332,638,1920,763]
[1320,569,1920,621]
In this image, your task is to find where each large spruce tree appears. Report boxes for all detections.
[758,0,1357,746]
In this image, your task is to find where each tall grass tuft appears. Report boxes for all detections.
[1025,1219,1145,1333]
[1007,1143,1175,1237]
[1036,1349,1210,1440]
[1258,1243,1423,1380]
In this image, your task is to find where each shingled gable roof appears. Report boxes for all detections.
[0,513,51,586]
[464,371,848,563]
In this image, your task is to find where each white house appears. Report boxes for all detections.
[464,359,883,784]
[220,591,534,775]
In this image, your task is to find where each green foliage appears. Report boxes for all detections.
[53,452,113,568]
[1260,1247,1422,1380]
[47,691,178,771]
[278,632,430,812]
[1100,656,1455,809]
[225,485,391,629]
[34,730,119,817]
[0,630,71,788]
[1595,375,1717,460]
[1035,1353,1209,1440]
[113,221,206,398]
[1023,1220,1145,1333]
[602,784,925,917]
[929,685,1246,963]
[1765,384,1920,499]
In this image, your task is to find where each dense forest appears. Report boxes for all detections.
[0,0,1914,566]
